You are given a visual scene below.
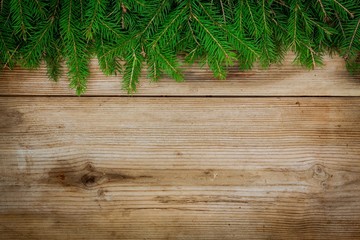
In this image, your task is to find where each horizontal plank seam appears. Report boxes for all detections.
[1,95,360,98]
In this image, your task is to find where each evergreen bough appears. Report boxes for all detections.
[0,0,359,95]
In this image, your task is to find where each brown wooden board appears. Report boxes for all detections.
[1,97,360,239]
[0,55,359,96]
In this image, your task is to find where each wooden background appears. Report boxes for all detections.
[1,55,360,239]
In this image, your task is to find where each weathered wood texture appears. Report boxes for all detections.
[0,55,359,96]
[1,55,360,239]
[1,97,360,239]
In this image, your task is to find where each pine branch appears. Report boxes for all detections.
[317,0,328,21]
[147,57,162,82]
[218,0,226,24]
[347,18,360,56]
[235,1,244,32]
[0,34,17,69]
[96,37,120,76]
[98,18,123,40]
[0,0,359,94]
[137,0,170,38]
[21,19,54,68]
[153,47,183,82]
[187,20,201,46]
[33,0,46,17]
[122,48,143,93]
[244,0,258,36]
[190,1,235,65]
[85,0,102,40]
[191,14,230,60]
[288,2,303,51]
[0,0,16,68]
[287,1,320,68]
[60,0,89,95]
[257,0,280,66]
[197,0,259,60]
[185,45,204,63]
[21,0,62,69]
[10,0,28,39]
[332,0,354,18]
[345,53,360,74]
[44,41,63,81]
[335,12,346,38]
[150,2,188,48]
[208,58,226,79]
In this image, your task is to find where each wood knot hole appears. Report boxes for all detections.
[315,165,323,174]
[312,164,328,181]
[81,172,104,187]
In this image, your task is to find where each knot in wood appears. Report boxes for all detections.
[81,172,105,188]
[312,164,329,181]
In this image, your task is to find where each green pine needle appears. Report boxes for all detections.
[0,0,359,94]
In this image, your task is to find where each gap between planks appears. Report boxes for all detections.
[1,95,360,98]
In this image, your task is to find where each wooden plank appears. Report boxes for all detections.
[0,55,359,96]
[1,97,360,239]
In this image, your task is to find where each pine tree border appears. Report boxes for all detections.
[0,0,359,95]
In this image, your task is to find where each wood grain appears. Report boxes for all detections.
[1,97,360,239]
[0,55,359,96]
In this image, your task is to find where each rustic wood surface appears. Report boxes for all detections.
[0,57,360,239]
[0,55,359,96]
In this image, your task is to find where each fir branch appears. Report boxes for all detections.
[85,0,102,40]
[44,41,63,81]
[33,0,46,16]
[219,0,226,24]
[98,18,123,39]
[208,58,226,79]
[96,37,120,76]
[156,49,183,82]
[150,3,188,48]
[261,0,269,33]
[332,0,354,18]
[190,1,236,65]
[98,39,110,73]
[21,0,61,68]
[236,1,244,32]
[309,18,334,35]
[288,2,300,51]
[121,3,125,29]
[185,45,201,63]
[347,18,360,55]
[79,0,84,22]
[317,0,328,21]
[147,58,162,82]
[335,12,346,38]
[245,0,258,36]
[123,48,143,93]
[0,17,16,68]
[303,44,317,69]
[260,0,274,61]
[191,14,229,59]
[21,19,54,68]
[0,32,12,65]
[0,0,359,94]
[197,0,258,59]
[10,0,28,39]
[187,20,201,46]
[60,0,90,95]
[137,0,169,38]
[273,0,289,8]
